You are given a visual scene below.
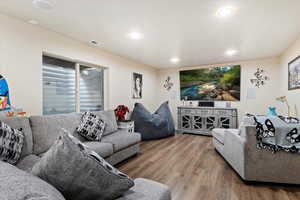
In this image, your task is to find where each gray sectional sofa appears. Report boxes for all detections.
[0,110,171,200]
[212,116,300,185]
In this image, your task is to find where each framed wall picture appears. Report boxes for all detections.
[288,56,300,90]
[180,65,241,101]
[132,72,143,99]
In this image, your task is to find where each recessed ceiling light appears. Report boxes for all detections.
[128,32,143,40]
[32,0,53,11]
[90,40,99,46]
[216,6,236,18]
[170,57,180,63]
[28,19,39,25]
[225,49,238,56]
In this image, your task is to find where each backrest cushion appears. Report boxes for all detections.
[93,110,118,136]
[0,117,33,158]
[30,113,81,155]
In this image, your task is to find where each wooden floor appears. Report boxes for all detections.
[118,134,300,200]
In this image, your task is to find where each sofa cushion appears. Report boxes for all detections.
[32,131,134,200]
[0,121,24,164]
[76,112,106,141]
[0,161,65,200]
[83,141,114,158]
[16,154,41,172]
[93,110,118,136]
[30,113,81,154]
[116,178,171,200]
[101,130,141,152]
[0,117,33,158]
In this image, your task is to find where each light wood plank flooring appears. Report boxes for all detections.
[118,134,300,200]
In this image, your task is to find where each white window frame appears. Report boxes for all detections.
[42,54,105,115]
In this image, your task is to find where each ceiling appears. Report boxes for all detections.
[1,0,300,69]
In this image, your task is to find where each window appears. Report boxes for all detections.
[42,56,104,115]
[79,66,104,112]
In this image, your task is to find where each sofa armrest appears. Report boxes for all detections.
[223,130,246,153]
[222,130,246,178]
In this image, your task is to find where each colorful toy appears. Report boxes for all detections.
[0,75,11,111]
[267,107,278,116]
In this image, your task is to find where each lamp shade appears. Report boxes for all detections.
[276,96,287,103]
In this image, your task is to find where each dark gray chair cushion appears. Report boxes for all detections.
[0,161,65,200]
[32,130,134,200]
[131,102,175,140]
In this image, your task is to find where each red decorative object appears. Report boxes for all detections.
[114,105,130,121]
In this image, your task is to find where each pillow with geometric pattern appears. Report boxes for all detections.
[76,112,106,141]
[32,129,134,200]
[0,121,24,164]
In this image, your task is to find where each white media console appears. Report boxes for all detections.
[177,106,238,136]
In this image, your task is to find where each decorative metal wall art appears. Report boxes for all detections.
[163,76,174,91]
[250,68,269,88]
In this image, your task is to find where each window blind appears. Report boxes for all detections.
[42,56,76,115]
[80,66,104,112]
[42,56,104,115]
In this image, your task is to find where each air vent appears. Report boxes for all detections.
[32,0,53,11]
[90,40,99,46]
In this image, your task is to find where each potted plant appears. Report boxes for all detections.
[114,105,130,122]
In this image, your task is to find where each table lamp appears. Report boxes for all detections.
[276,96,290,117]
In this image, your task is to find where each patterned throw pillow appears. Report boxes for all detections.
[0,121,24,164]
[32,129,134,200]
[76,112,106,141]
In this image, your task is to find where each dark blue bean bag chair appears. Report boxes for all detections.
[131,101,175,140]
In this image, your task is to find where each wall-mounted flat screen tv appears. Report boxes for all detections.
[180,65,241,101]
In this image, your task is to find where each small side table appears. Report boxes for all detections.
[117,120,135,133]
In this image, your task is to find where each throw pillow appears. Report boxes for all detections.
[76,112,106,141]
[31,129,134,200]
[0,121,24,164]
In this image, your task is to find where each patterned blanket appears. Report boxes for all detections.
[253,115,300,153]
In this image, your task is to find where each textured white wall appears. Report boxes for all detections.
[1,13,299,121]
[0,14,159,115]
[157,58,282,127]
[279,36,300,117]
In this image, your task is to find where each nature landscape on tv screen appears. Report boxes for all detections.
[180,65,241,101]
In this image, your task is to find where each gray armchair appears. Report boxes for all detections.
[212,118,300,185]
